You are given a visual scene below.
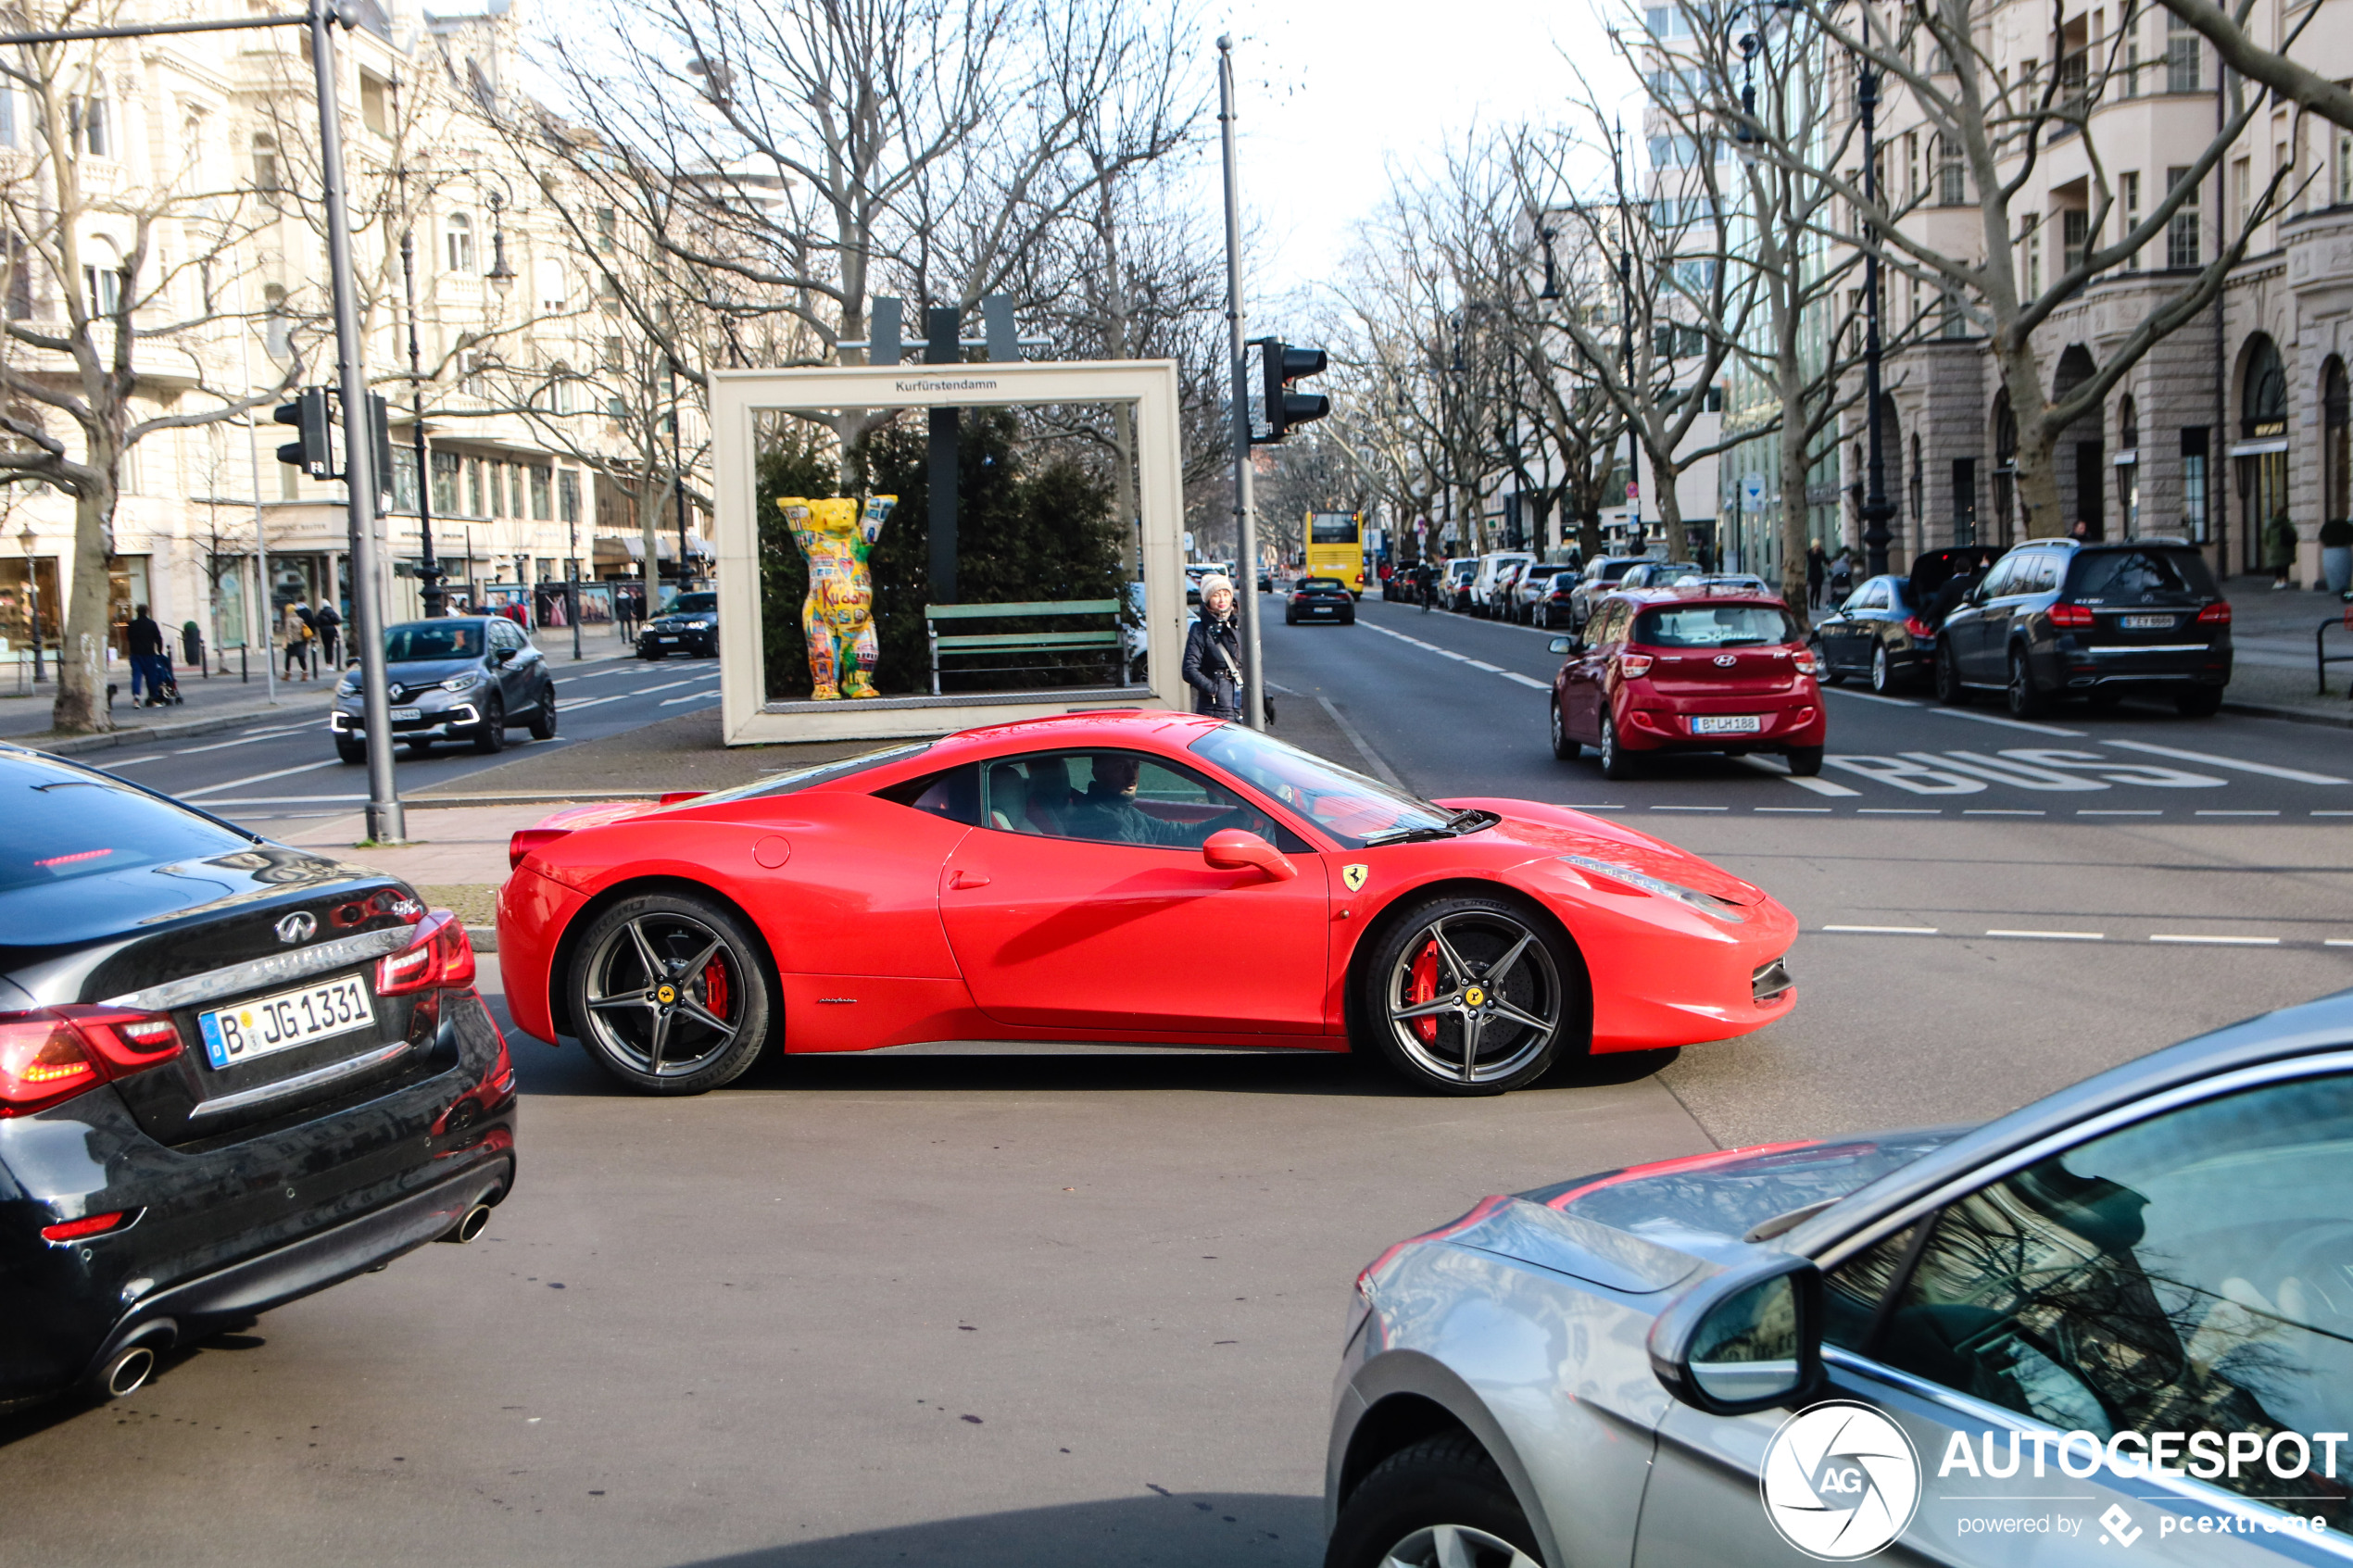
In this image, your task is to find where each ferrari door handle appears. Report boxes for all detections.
[950,870,991,889]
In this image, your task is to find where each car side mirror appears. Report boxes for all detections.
[1648,1251,1823,1415]
[1548,635,1577,656]
[493,646,516,665]
[1202,828,1297,882]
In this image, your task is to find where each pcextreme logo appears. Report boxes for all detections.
[1760,1400,1923,1562]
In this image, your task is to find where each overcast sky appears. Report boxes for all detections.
[1202,0,1637,306]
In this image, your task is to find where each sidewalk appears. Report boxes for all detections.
[2219,572,2353,727]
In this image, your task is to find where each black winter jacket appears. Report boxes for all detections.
[1180,609,1242,718]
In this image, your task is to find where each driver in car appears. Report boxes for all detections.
[1066,756,1228,847]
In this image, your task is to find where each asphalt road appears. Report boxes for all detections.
[6,592,2350,1567]
[87,649,724,826]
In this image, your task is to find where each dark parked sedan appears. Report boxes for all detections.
[1327,986,2353,1567]
[640,590,719,659]
[1935,538,2232,717]
[0,746,517,1410]
[331,616,557,761]
[1810,572,1939,693]
[1285,576,1357,625]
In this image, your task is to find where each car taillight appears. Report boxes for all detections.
[1793,650,1822,675]
[2048,603,2095,629]
[376,909,477,997]
[1618,653,1655,677]
[509,826,572,871]
[0,1008,183,1117]
[1904,615,1933,638]
[2196,601,2232,625]
[42,1210,134,1243]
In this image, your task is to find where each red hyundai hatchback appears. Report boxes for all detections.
[1548,587,1826,779]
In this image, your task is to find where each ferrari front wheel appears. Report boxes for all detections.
[570,894,772,1095]
[1360,897,1579,1095]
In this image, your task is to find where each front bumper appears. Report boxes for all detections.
[330,696,485,736]
[0,989,517,1404]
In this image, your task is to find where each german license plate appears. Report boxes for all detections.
[389,706,422,721]
[198,975,374,1069]
[1692,714,1764,734]
[2120,614,2174,630]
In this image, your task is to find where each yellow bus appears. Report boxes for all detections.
[1303,511,1365,597]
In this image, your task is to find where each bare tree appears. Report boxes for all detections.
[1757,0,2287,538]
[0,21,296,731]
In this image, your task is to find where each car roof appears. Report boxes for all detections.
[1610,585,1790,609]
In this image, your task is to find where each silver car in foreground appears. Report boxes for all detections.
[1326,990,2353,1566]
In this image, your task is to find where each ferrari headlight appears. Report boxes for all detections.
[442,671,485,692]
[1556,854,1747,923]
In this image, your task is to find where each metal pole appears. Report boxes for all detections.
[1216,35,1265,731]
[22,534,40,683]
[310,0,401,842]
[669,357,689,595]
[398,198,442,617]
[1858,16,1894,579]
[567,508,582,660]
[233,295,278,705]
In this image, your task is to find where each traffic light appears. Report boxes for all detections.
[273,388,333,477]
[1254,338,1329,444]
[368,393,394,502]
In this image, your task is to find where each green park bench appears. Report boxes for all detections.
[924,599,1130,696]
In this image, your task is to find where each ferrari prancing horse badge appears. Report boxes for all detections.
[1340,864,1369,893]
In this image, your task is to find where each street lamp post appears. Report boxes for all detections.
[668,355,689,596]
[18,523,40,683]
[396,207,443,619]
[1856,19,1895,579]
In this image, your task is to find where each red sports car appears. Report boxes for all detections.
[497,712,1798,1097]
[1549,586,1827,780]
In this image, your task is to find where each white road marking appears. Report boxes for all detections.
[1463,659,1507,674]
[660,690,723,706]
[2078,809,2160,816]
[2107,738,2347,785]
[1963,809,2045,816]
[1501,671,1551,689]
[1824,924,1939,935]
[1652,805,1729,811]
[98,754,167,768]
[1824,688,1919,708]
[1563,803,1626,810]
[2150,935,2281,946]
[2195,809,2280,817]
[181,758,343,797]
[1986,929,2105,940]
[1859,808,1941,814]
[1757,807,1832,813]
[1736,755,1863,796]
[195,794,368,805]
[1923,707,2085,737]
[177,726,317,754]
[2329,940,2353,948]
[2313,810,2353,817]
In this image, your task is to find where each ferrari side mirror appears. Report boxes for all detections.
[1202,828,1297,882]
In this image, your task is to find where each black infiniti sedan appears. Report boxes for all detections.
[331,616,557,762]
[1285,576,1357,625]
[640,590,719,659]
[0,746,517,1409]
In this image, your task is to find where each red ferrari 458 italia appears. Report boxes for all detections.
[497,712,1798,1097]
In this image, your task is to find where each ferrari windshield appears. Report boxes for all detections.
[1189,725,1460,848]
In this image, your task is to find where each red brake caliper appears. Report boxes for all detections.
[1408,940,1440,1044]
[701,959,730,1019]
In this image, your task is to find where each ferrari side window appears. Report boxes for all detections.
[873,763,982,825]
[984,750,1290,851]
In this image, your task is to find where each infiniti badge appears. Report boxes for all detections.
[275,910,318,946]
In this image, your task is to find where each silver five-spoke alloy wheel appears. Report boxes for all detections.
[573,895,769,1093]
[1376,902,1568,1093]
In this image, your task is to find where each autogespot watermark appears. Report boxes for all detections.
[1761,1401,2343,1561]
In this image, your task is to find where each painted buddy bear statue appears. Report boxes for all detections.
[776,495,897,699]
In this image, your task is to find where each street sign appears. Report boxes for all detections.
[1626,483,1640,500]
[1743,472,1767,507]
[1182,530,1195,553]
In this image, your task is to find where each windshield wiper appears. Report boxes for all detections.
[1364,809,1491,847]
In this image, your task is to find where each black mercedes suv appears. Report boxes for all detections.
[0,745,518,1410]
[1933,537,2233,717]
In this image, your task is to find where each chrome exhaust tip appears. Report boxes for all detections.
[101,1345,156,1399]
[438,1203,493,1245]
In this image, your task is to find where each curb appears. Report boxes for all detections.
[406,791,659,809]
[2221,699,2353,731]
[12,706,317,756]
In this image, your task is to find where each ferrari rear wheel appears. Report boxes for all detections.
[1326,1435,1542,1568]
[1361,897,1575,1095]
[571,894,771,1095]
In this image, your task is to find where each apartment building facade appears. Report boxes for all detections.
[0,0,705,682]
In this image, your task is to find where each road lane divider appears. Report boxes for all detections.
[1824,924,1939,935]
[660,690,723,706]
[2150,935,2281,946]
[1823,925,2345,950]
[2106,738,2347,785]
[1985,929,2105,940]
[1923,707,2085,738]
[181,758,344,797]
[1736,755,1863,796]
